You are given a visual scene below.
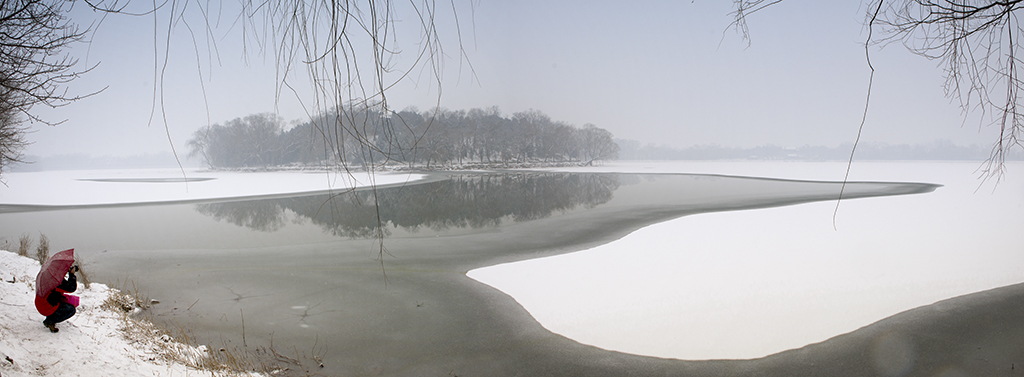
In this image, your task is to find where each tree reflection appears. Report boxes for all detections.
[194,200,289,232]
[194,173,620,237]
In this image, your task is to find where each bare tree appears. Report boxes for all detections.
[731,0,1024,179]
[0,0,93,176]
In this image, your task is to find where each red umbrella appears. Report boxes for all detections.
[36,248,75,297]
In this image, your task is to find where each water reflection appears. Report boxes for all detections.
[194,200,290,232]
[0,170,957,377]
[194,173,620,237]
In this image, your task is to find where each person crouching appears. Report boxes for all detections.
[35,265,79,333]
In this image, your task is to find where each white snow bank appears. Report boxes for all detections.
[0,250,260,377]
[0,168,425,206]
[470,160,1024,360]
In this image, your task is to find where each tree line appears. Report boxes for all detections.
[186,107,619,169]
[616,139,1024,161]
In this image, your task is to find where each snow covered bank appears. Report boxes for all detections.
[0,168,425,206]
[0,250,262,377]
[470,161,1024,360]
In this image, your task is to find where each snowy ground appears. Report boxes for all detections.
[0,250,259,377]
[470,160,1024,359]
[0,168,425,206]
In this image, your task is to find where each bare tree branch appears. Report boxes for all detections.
[0,0,98,175]
[874,0,1024,180]
[732,0,1024,180]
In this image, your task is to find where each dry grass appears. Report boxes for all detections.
[34,233,49,265]
[102,279,151,313]
[17,234,31,257]
[73,254,91,289]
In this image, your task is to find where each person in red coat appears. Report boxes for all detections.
[34,265,78,333]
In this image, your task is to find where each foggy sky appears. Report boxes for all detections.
[25,0,997,158]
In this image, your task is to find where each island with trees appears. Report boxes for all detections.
[186,107,620,170]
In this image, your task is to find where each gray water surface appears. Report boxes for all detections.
[3,172,962,376]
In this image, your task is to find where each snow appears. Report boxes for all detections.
[0,168,425,206]
[0,250,262,377]
[469,160,1024,359]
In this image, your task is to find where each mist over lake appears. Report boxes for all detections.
[1,161,1021,376]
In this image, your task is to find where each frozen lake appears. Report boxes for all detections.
[1,161,1021,376]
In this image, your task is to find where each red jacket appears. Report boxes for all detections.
[35,273,77,316]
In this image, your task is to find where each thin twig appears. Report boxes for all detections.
[834,0,885,230]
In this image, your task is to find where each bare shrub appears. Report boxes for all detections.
[18,234,31,257]
[73,254,91,289]
[34,233,49,264]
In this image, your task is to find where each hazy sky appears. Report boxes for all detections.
[25,0,998,157]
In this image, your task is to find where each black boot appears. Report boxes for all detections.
[43,321,58,333]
